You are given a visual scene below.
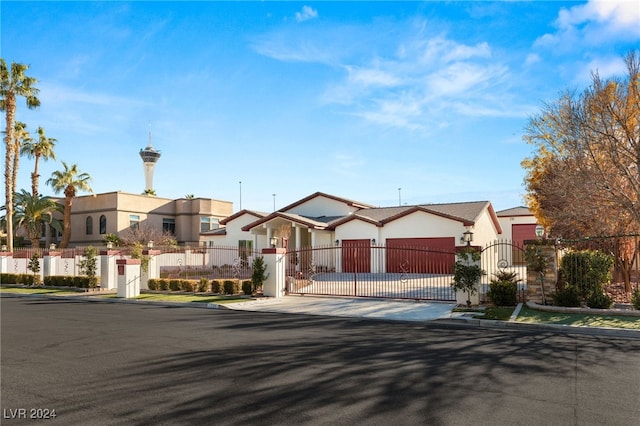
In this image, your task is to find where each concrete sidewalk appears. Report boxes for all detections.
[221,295,457,322]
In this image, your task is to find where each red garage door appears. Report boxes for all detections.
[342,239,371,273]
[512,224,537,265]
[386,238,455,274]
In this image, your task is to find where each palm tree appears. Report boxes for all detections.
[0,59,40,252]
[11,121,32,199]
[14,189,63,248]
[46,162,92,248]
[21,126,56,197]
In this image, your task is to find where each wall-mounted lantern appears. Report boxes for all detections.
[270,236,278,248]
[462,230,473,246]
[335,239,340,246]
[371,238,376,245]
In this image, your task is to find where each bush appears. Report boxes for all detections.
[147,279,158,290]
[488,280,518,306]
[560,250,614,300]
[632,288,640,310]
[1,273,20,284]
[223,279,240,295]
[552,285,581,307]
[211,280,224,294]
[169,279,181,291]
[180,280,194,292]
[197,278,209,293]
[158,279,169,291]
[586,290,613,309]
[242,280,253,295]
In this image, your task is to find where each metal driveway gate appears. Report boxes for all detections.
[285,244,457,301]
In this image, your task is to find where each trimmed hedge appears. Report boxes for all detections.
[42,275,99,288]
[211,280,224,294]
[223,279,241,295]
[1,273,41,285]
[487,280,517,306]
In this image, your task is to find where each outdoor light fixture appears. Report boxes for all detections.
[335,239,340,246]
[270,236,278,248]
[463,230,474,246]
[535,225,545,239]
[1,245,7,251]
[49,243,56,250]
[371,238,376,245]
[106,242,114,250]
[147,240,154,248]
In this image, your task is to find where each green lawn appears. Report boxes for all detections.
[0,286,80,296]
[515,305,640,330]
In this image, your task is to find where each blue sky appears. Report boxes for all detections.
[2,1,639,213]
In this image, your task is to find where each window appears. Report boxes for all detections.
[130,214,140,230]
[99,215,107,234]
[200,217,219,232]
[163,218,176,235]
[86,216,93,235]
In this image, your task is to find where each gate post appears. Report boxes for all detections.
[262,248,286,298]
[99,248,118,290]
[116,258,141,298]
[0,250,11,274]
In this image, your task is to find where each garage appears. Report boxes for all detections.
[386,237,456,274]
[341,239,371,273]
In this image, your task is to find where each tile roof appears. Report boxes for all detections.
[496,206,534,217]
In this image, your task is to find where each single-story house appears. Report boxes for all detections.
[201,192,540,274]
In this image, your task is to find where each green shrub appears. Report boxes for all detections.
[586,290,613,309]
[631,288,640,310]
[223,279,240,295]
[169,279,181,291]
[180,280,194,292]
[211,280,223,294]
[197,278,209,293]
[552,285,581,307]
[158,279,169,291]
[1,273,20,284]
[87,276,99,289]
[488,280,518,306]
[148,279,158,290]
[560,250,614,300]
[242,280,253,295]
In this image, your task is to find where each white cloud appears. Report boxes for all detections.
[536,0,640,48]
[295,6,318,23]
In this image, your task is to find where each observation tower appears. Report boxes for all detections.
[139,131,161,194]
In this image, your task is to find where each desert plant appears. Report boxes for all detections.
[197,277,209,292]
[450,248,485,307]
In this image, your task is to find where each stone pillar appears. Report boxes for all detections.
[43,251,62,279]
[262,248,286,298]
[0,251,11,275]
[99,249,118,290]
[524,240,558,304]
[116,258,141,298]
[141,250,161,290]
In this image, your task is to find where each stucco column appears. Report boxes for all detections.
[116,258,141,298]
[0,251,11,275]
[141,249,161,290]
[99,249,118,290]
[261,247,286,298]
[43,251,62,279]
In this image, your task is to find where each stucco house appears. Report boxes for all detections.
[47,191,233,247]
[202,191,536,251]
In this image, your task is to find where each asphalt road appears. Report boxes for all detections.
[1,295,639,426]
